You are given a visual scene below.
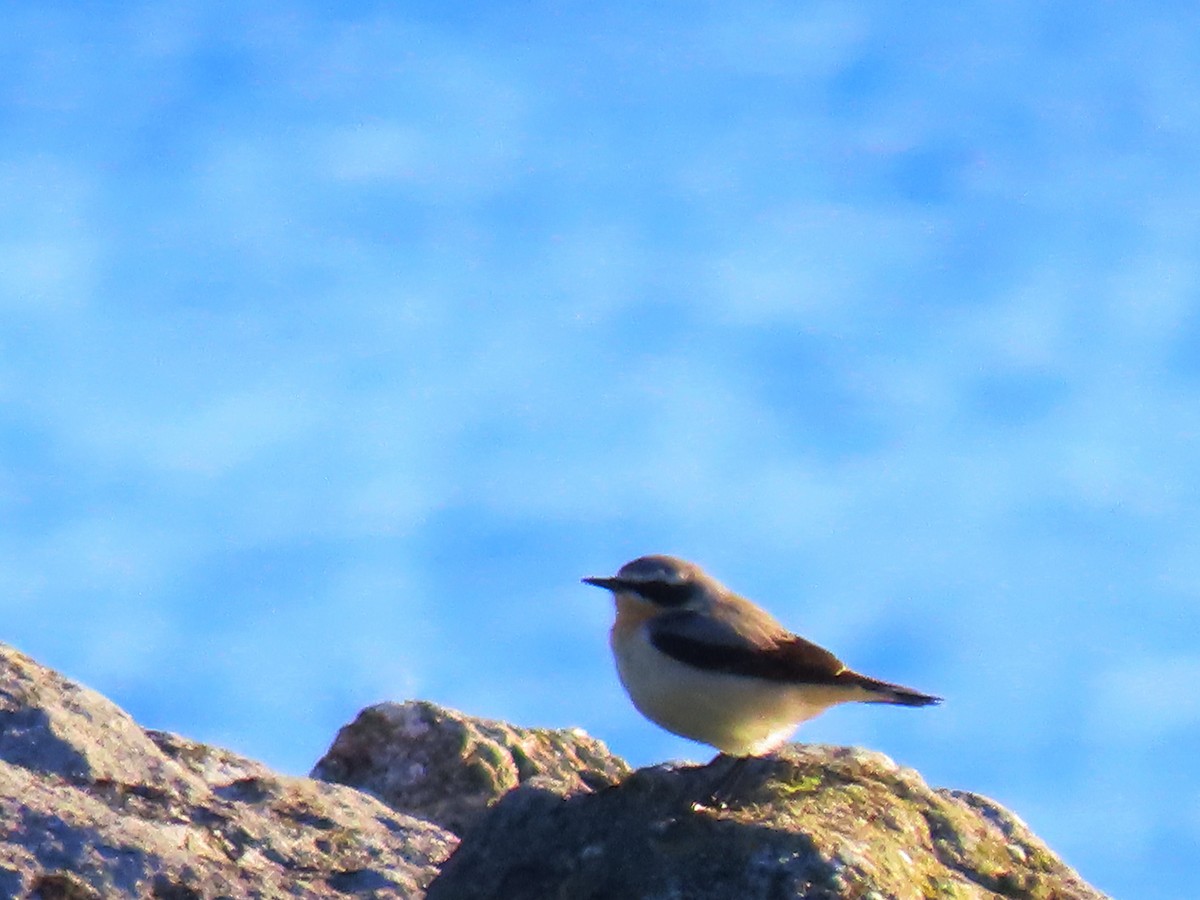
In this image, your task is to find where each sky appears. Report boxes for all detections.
[4,2,1200,897]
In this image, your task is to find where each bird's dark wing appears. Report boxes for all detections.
[646,610,848,685]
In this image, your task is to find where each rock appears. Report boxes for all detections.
[426,747,1109,900]
[310,700,631,836]
[0,645,455,898]
[0,642,1109,899]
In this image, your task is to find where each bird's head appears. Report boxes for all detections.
[582,554,720,612]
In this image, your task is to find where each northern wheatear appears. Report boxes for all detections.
[583,555,941,756]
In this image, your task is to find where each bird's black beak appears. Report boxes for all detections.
[582,576,621,591]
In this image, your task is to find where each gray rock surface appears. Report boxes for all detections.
[0,642,1108,899]
[0,645,454,898]
[310,700,630,836]
[427,748,1109,900]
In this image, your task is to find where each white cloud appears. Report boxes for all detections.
[704,204,942,326]
[697,3,872,78]
[143,385,326,475]
[1090,656,1200,741]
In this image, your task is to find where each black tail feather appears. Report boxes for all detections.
[842,671,942,706]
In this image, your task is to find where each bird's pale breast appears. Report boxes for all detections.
[610,618,847,755]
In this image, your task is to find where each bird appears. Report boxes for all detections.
[582,554,941,758]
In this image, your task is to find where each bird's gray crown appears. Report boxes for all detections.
[616,554,693,584]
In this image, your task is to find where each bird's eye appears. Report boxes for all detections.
[633,580,695,607]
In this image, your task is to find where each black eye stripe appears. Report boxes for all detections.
[630,580,695,607]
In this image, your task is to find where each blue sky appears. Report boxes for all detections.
[4,3,1200,896]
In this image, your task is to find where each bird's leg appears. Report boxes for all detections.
[699,753,752,809]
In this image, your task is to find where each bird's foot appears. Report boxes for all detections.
[696,754,752,810]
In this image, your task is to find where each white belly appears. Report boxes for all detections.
[612,626,851,756]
